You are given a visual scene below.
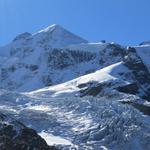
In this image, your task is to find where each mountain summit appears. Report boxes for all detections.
[37,24,62,33]
[32,24,88,48]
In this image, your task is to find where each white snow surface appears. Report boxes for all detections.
[33,24,88,49]
[28,62,130,98]
[39,131,73,146]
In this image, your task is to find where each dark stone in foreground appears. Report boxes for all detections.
[0,112,57,150]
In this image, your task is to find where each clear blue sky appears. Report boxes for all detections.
[0,0,150,46]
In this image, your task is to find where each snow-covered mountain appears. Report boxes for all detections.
[0,25,126,92]
[0,24,150,149]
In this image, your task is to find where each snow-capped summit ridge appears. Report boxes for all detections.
[34,24,88,45]
[37,24,61,33]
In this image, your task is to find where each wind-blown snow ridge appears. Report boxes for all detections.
[37,24,60,33]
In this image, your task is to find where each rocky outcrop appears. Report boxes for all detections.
[123,47,150,100]
[98,43,126,66]
[48,48,96,69]
[0,112,57,150]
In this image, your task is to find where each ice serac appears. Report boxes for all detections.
[0,91,149,150]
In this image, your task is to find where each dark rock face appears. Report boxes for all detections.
[79,81,113,97]
[106,43,126,57]
[0,113,57,150]
[80,84,102,97]
[98,43,126,66]
[48,48,96,69]
[117,83,139,95]
[123,47,150,100]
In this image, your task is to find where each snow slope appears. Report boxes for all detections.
[28,62,130,98]
[33,24,88,48]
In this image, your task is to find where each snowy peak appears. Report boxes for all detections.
[8,24,88,50]
[33,24,88,48]
[0,24,89,57]
[37,24,64,33]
